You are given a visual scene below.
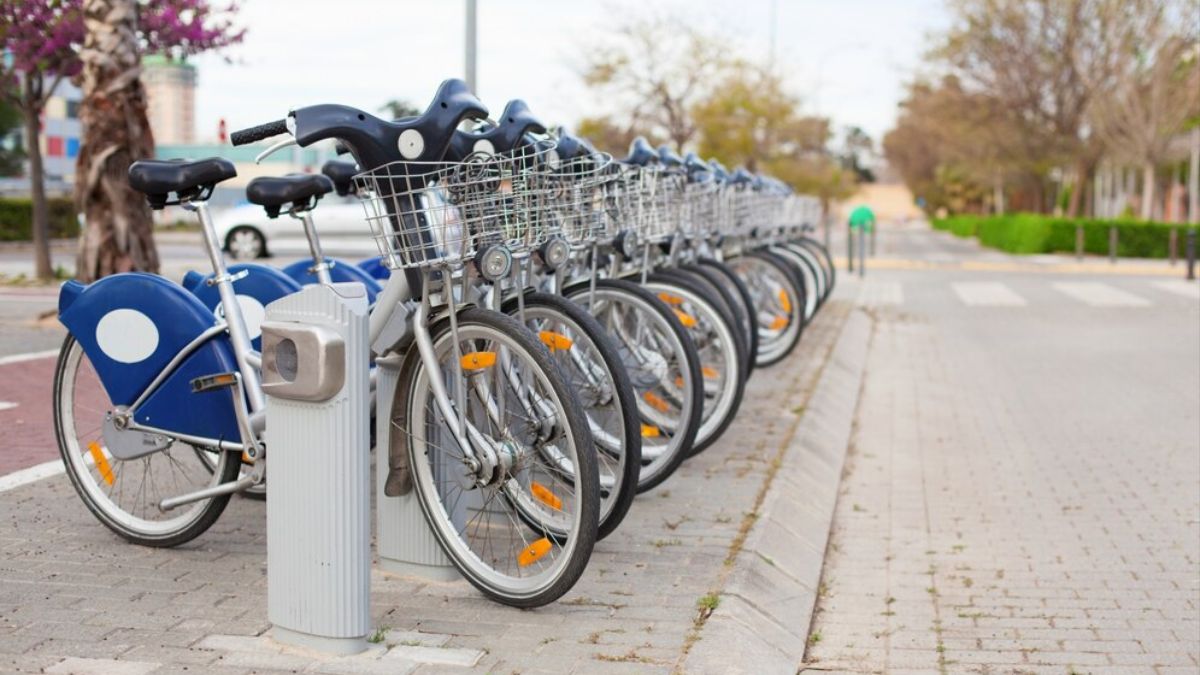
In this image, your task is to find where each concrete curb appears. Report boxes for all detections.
[682,307,872,675]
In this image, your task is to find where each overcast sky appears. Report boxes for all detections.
[190,0,949,147]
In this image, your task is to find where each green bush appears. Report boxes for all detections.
[931,213,1193,259]
[0,197,80,242]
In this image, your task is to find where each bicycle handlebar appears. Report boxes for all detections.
[230,120,289,146]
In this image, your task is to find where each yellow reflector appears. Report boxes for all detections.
[460,351,496,371]
[769,315,789,330]
[658,292,685,306]
[518,537,552,567]
[530,481,562,511]
[539,331,573,351]
[87,441,114,486]
[673,309,697,328]
[779,289,792,313]
[701,366,719,379]
[641,424,661,438]
[644,391,670,412]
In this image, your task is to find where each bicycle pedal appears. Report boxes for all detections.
[191,372,239,393]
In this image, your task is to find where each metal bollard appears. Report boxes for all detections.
[870,225,877,257]
[1187,229,1196,281]
[261,283,371,655]
[374,354,460,580]
[1075,225,1084,261]
[858,226,866,277]
[1169,228,1178,266]
[847,223,854,272]
[1109,226,1118,264]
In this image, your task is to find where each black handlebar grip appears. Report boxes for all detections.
[230,119,288,146]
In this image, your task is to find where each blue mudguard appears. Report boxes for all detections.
[183,263,302,351]
[357,256,392,281]
[58,273,242,442]
[281,258,382,304]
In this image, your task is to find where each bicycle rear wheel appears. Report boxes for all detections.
[52,335,242,547]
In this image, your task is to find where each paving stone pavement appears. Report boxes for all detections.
[0,296,850,674]
[803,264,1200,675]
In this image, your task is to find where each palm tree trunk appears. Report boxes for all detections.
[21,78,53,281]
[74,0,159,283]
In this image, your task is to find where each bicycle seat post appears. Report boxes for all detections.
[294,210,334,285]
[185,198,266,413]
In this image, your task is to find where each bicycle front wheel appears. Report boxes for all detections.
[395,308,599,607]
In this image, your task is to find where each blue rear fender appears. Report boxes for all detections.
[184,263,302,351]
[58,273,242,442]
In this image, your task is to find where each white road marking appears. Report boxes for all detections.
[1150,280,1200,299]
[0,459,65,494]
[0,401,16,411]
[858,280,903,307]
[0,349,59,366]
[1053,282,1150,307]
[951,282,1027,307]
[0,294,57,303]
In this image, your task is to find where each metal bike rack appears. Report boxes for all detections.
[261,282,371,655]
[374,356,461,581]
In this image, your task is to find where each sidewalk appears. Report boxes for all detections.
[0,295,854,674]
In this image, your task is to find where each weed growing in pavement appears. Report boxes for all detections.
[808,631,822,644]
[368,626,388,644]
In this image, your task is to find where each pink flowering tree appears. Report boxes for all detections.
[0,0,242,281]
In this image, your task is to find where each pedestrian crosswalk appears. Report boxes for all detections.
[845,278,1198,309]
[1052,282,1150,307]
[951,282,1027,307]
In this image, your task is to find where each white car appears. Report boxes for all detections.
[212,196,378,260]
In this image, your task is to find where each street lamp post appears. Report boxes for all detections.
[464,0,477,92]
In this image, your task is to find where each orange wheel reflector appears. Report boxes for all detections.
[539,331,573,351]
[769,315,789,330]
[779,289,793,313]
[673,309,698,328]
[87,441,114,486]
[644,391,671,412]
[641,424,661,438]
[460,351,496,371]
[518,537,553,567]
[658,292,685,306]
[701,366,719,379]
[530,481,562,511]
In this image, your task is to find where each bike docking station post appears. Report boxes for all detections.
[260,282,371,655]
[373,354,461,581]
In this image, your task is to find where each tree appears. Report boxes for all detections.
[0,1,85,280]
[0,0,241,281]
[579,10,731,149]
[1088,2,1200,219]
[934,0,1119,217]
[840,126,876,183]
[575,115,647,157]
[0,99,23,176]
[75,0,241,282]
[379,99,420,119]
[692,63,856,213]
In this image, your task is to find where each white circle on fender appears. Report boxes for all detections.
[215,294,266,340]
[96,309,159,363]
[398,129,424,159]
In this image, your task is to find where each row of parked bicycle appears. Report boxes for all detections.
[52,79,835,608]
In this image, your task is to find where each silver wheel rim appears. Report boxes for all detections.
[58,340,228,539]
[228,229,263,260]
[407,322,587,598]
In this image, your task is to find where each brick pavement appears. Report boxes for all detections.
[804,268,1200,675]
[0,297,850,674]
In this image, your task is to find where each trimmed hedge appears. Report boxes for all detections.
[932,213,1194,259]
[0,197,81,242]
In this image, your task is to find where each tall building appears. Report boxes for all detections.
[38,81,82,183]
[143,55,197,145]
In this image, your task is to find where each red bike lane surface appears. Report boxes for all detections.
[0,354,59,476]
